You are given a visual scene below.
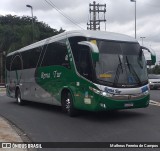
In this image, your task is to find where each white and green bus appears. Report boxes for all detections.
[5,30,156,116]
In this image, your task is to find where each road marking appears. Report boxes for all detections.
[150,100,160,107]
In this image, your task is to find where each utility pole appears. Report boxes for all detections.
[87,1,106,30]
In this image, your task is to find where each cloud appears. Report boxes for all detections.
[0,0,160,62]
[0,0,51,11]
[0,0,88,12]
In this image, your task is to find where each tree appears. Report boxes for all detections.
[0,14,65,54]
[0,14,65,84]
[148,65,160,74]
[152,65,160,74]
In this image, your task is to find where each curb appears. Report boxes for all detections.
[0,88,6,93]
[0,88,6,91]
[0,90,37,150]
[0,115,37,151]
[0,116,28,151]
[0,117,23,142]
[0,116,37,151]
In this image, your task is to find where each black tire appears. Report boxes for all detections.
[62,91,77,117]
[16,89,25,105]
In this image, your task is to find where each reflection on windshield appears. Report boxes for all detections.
[95,40,148,88]
[114,55,124,86]
[125,56,141,84]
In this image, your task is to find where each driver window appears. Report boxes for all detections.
[69,37,94,81]
[77,45,93,81]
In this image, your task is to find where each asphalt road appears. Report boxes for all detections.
[0,90,160,151]
[150,90,160,102]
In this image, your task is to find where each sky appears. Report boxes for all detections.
[0,0,160,63]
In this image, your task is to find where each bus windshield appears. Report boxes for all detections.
[94,40,148,88]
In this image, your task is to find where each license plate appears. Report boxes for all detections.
[124,103,134,107]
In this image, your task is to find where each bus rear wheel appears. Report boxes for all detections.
[62,91,77,117]
[16,89,25,105]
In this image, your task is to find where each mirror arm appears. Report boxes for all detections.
[78,41,99,62]
[141,46,151,53]
[141,46,156,65]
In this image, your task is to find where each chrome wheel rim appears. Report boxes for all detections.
[66,98,71,112]
[17,94,21,103]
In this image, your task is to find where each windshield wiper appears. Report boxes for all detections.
[137,49,143,69]
[113,55,123,86]
[118,55,123,73]
[125,56,141,85]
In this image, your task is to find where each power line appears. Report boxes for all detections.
[44,0,84,30]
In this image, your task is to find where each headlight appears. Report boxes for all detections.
[89,87,100,94]
[89,87,113,97]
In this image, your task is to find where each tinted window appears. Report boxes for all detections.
[121,43,140,55]
[69,36,94,81]
[69,36,87,64]
[11,54,22,71]
[22,47,42,69]
[96,40,140,55]
[97,41,121,54]
[94,39,148,87]
[6,55,13,70]
[41,40,70,68]
[77,46,94,81]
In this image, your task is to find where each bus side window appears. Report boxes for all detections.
[41,40,70,68]
[11,54,22,71]
[6,55,13,71]
[22,48,41,69]
[78,46,93,81]
[69,37,94,81]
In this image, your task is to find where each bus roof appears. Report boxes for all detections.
[67,30,137,42]
[7,30,138,56]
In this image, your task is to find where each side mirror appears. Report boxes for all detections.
[78,41,99,62]
[151,54,156,65]
[141,46,156,65]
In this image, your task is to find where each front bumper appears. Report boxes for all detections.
[94,94,150,111]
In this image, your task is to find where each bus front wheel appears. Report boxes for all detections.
[62,91,77,117]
